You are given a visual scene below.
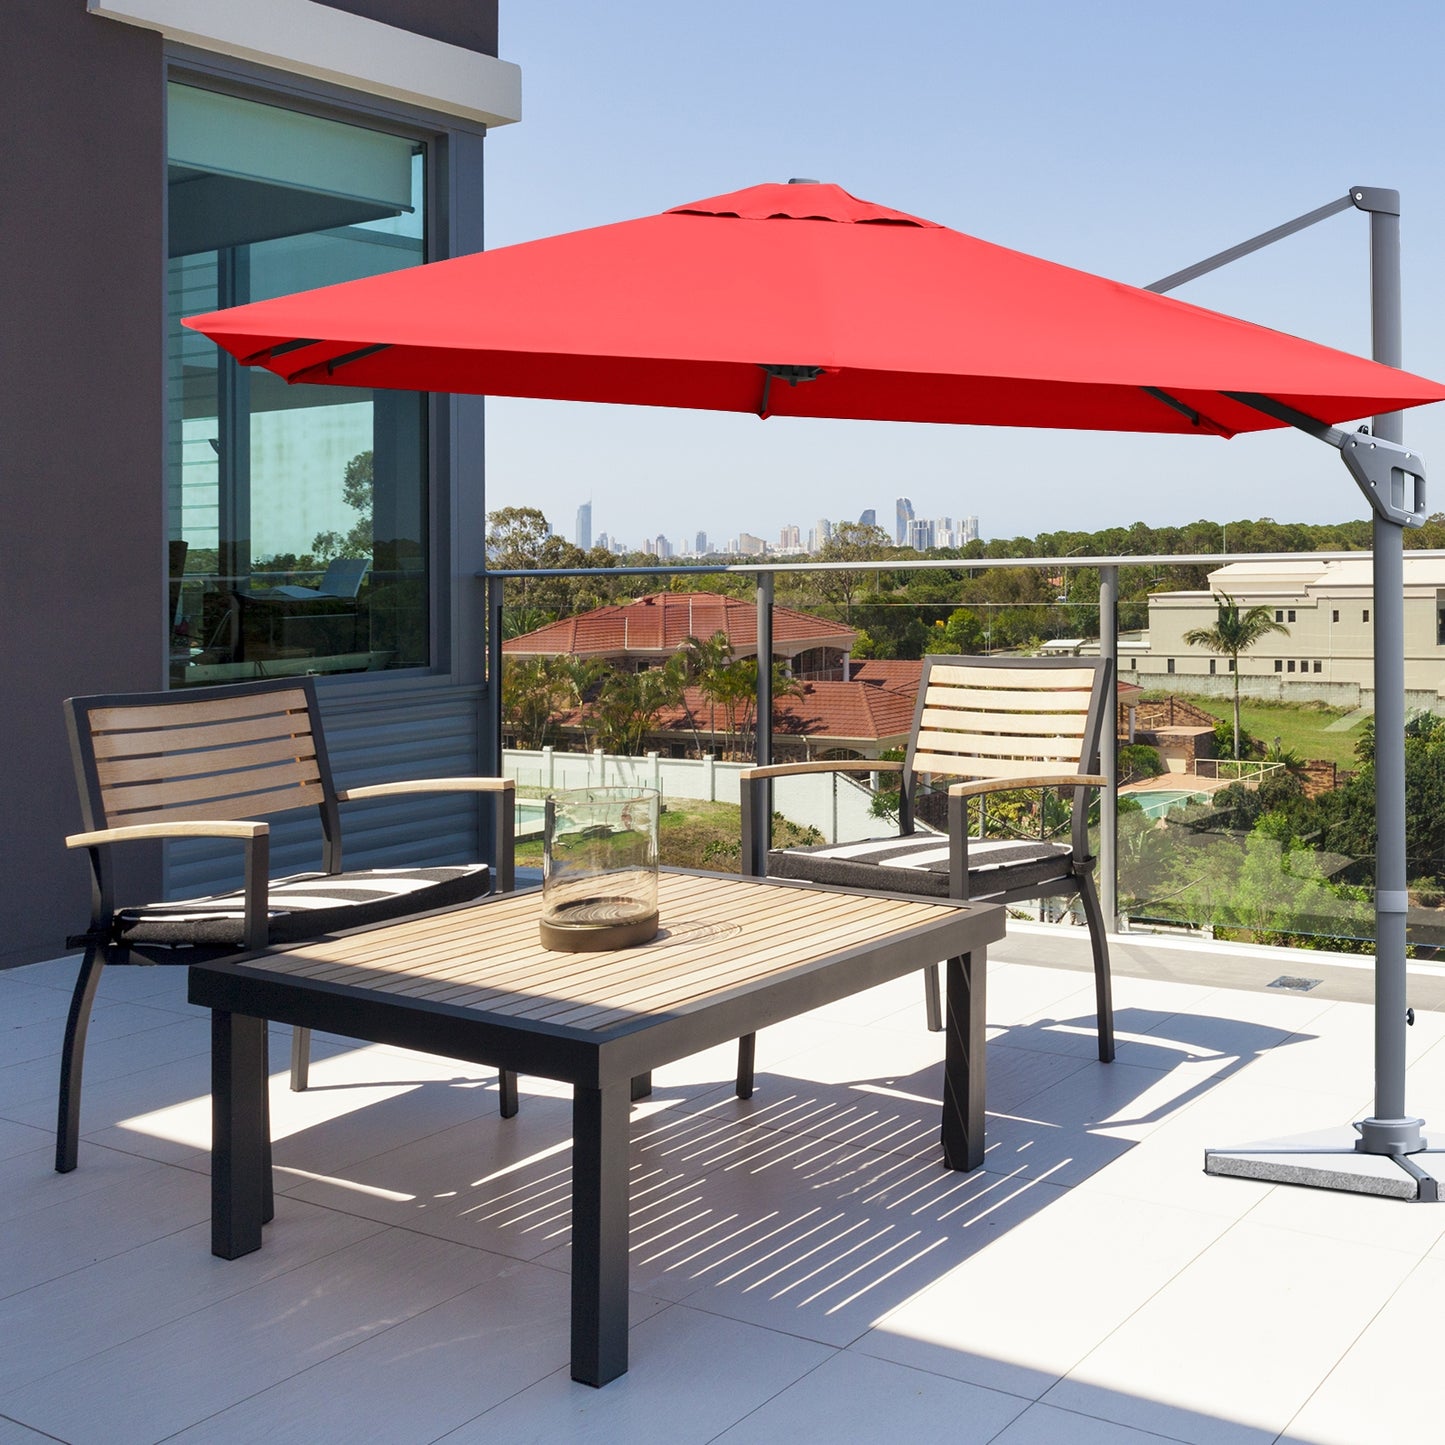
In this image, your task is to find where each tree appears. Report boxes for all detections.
[311,448,374,562]
[813,521,894,622]
[592,662,683,754]
[501,657,571,750]
[676,632,734,755]
[1182,593,1289,759]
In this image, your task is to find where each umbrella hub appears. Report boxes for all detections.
[668,181,938,228]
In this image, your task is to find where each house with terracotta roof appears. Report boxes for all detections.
[545,679,918,762]
[502,593,925,759]
[503,592,856,679]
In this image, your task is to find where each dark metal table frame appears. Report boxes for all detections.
[188,875,1004,1386]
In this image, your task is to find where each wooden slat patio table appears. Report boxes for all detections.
[188,869,1005,1386]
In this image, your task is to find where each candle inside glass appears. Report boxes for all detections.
[540,787,659,951]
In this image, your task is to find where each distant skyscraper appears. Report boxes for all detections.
[907,518,935,552]
[779,524,801,551]
[858,508,876,529]
[895,497,914,544]
[815,518,832,550]
[575,501,592,550]
[695,530,708,555]
[960,515,980,543]
[595,531,609,553]
[655,533,672,559]
[737,532,766,556]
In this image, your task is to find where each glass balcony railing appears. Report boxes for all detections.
[481,549,1445,961]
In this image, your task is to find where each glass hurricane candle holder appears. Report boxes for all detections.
[540,786,660,951]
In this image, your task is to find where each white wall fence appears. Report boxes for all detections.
[503,747,884,844]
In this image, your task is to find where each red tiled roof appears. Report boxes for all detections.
[503,593,855,658]
[552,680,915,745]
[848,658,924,694]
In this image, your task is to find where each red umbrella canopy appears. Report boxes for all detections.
[184,181,1445,435]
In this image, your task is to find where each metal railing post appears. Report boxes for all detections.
[756,571,774,768]
[754,571,775,868]
[1099,566,1118,929]
[485,573,505,778]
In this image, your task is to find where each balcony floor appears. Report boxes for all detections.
[1,925,1443,1444]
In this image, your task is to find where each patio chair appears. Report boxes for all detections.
[245,556,371,603]
[738,655,1115,1074]
[57,675,517,1174]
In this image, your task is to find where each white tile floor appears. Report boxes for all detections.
[1,930,1443,1444]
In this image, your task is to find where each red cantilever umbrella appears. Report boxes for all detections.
[187,180,1445,1198]
[184,181,1445,431]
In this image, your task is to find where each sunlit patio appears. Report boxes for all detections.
[3,919,1443,1444]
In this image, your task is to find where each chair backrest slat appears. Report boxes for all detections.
[921,683,1096,715]
[914,728,1083,763]
[90,709,315,763]
[924,662,1099,691]
[917,706,1088,738]
[99,759,326,823]
[94,732,320,788]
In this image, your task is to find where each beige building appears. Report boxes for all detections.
[1131,557,1445,710]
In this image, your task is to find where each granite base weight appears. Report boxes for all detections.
[1205,1124,1444,1202]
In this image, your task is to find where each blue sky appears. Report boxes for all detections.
[482,1,1445,548]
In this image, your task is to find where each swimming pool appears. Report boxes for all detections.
[515,799,548,836]
[1127,788,1209,819]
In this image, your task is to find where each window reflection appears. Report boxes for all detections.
[166,83,429,686]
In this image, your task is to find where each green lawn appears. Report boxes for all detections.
[514,797,823,872]
[1175,695,1367,768]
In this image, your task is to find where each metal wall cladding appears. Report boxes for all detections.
[165,684,486,899]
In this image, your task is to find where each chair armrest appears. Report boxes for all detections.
[335,777,515,802]
[67,821,271,950]
[739,759,903,782]
[66,820,269,848]
[336,778,516,893]
[946,774,1106,799]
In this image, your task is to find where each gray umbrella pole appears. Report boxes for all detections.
[1359,203,1424,1153]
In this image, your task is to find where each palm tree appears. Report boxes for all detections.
[1183,593,1289,759]
[676,632,733,756]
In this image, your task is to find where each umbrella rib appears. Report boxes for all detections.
[288,343,393,384]
[1140,386,1233,437]
[240,337,321,367]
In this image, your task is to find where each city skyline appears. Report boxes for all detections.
[505,499,984,556]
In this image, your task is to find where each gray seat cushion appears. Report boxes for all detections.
[116,864,491,948]
[766,834,1073,899]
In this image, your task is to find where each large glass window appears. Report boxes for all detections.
[167,83,430,686]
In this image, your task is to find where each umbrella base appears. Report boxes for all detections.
[1205,1125,1443,1202]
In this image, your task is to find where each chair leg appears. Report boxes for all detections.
[499,1070,519,1118]
[289,1026,311,1092]
[736,1034,756,1099]
[1077,874,1115,1063]
[56,946,106,1174]
[923,962,943,1033]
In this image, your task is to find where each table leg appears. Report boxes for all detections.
[630,1072,652,1101]
[941,950,987,1172]
[570,1083,630,1386]
[211,1009,269,1259]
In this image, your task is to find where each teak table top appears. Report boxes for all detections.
[225,870,982,1037]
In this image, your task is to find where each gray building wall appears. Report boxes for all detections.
[1,3,168,966]
[0,1,500,967]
